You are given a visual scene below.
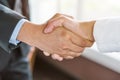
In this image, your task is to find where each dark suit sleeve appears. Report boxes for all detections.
[0,4,25,53]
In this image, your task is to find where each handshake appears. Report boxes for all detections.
[17,13,96,61]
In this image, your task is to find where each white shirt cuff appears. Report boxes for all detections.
[9,19,28,45]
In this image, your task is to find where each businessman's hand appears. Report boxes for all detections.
[17,21,85,61]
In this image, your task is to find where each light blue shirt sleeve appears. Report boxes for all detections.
[9,19,28,45]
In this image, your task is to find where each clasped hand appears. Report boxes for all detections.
[42,13,94,61]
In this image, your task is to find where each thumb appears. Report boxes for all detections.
[44,18,63,33]
[44,24,55,33]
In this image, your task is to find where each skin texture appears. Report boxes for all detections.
[45,13,95,46]
[17,21,86,61]
[43,13,96,60]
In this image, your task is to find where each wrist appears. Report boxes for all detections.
[79,20,96,42]
[17,21,43,46]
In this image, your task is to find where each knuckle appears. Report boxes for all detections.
[77,47,84,52]
[80,39,87,46]
[65,34,71,40]
[76,53,82,57]
[61,43,68,50]
[70,52,79,57]
[58,17,65,22]
[55,13,61,16]
[60,16,66,20]
[60,30,67,37]
[82,40,93,47]
[60,50,68,57]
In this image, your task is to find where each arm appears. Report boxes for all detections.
[17,21,85,60]
[45,13,120,52]
[45,13,95,47]
[0,4,25,53]
[0,4,85,60]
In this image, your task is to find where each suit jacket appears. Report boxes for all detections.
[0,0,29,71]
[0,0,30,19]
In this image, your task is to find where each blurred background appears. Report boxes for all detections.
[29,0,120,23]
[27,0,120,80]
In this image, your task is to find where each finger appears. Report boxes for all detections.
[71,34,93,47]
[51,54,63,61]
[55,48,81,59]
[43,51,50,56]
[66,29,93,47]
[44,13,74,33]
[66,52,82,57]
[64,56,74,59]
[60,50,82,58]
